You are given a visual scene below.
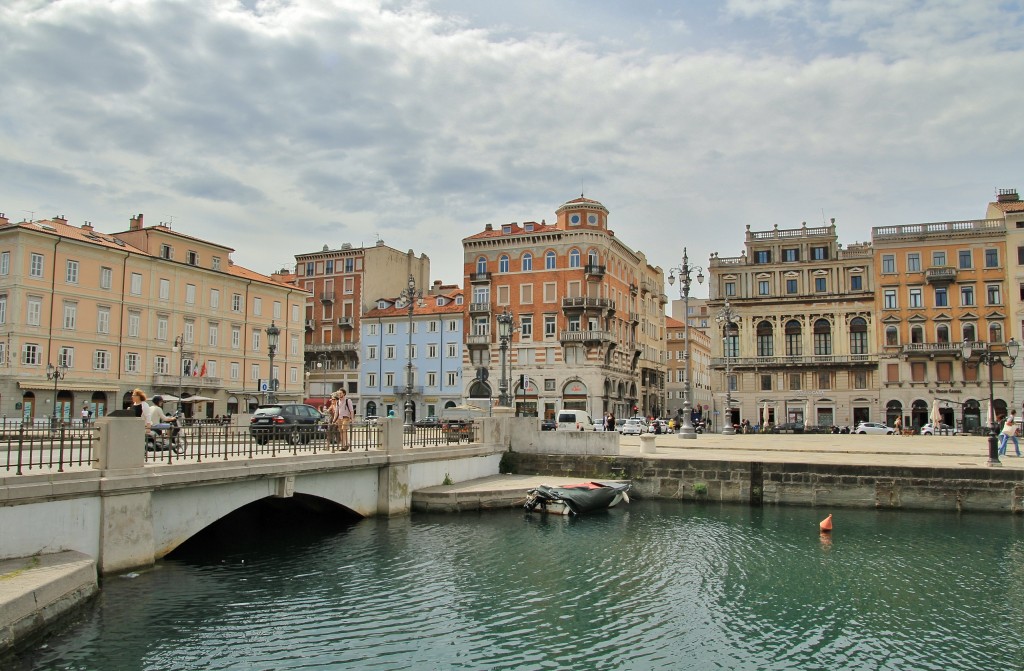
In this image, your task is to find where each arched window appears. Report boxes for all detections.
[850,317,868,354]
[963,323,976,342]
[936,324,949,344]
[910,325,923,344]
[522,252,533,271]
[990,322,1003,342]
[588,249,599,266]
[757,321,774,357]
[476,256,487,274]
[785,320,802,356]
[545,251,556,270]
[813,319,832,355]
[885,325,899,346]
[499,255,509,273]
[569,249,581,268]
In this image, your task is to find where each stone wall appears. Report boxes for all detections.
[506,452,1024,513]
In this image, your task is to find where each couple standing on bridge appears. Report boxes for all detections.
[326,390,354,451]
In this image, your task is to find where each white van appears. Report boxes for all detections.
[556,410,596,431]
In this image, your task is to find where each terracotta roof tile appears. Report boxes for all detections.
[364,290,465,318]
[463,221,558,241]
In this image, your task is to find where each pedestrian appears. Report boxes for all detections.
[81,404,91,427]
[893,416,902,436]
[325,395,340,448]
[130,389,151,420]
[335,389,354,451]
[999,411,1020,456]
[606,412,616,432]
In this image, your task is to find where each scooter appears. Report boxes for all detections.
[145,415,187,455]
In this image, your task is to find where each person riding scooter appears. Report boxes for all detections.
[147,395,180,444]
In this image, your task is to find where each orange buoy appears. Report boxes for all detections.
[819,514,833,533]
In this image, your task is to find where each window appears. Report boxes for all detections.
[252,330,261,352]
[448,319,458,332]
[386,323,395,335]
[447,343,457,357]
[231,326,241,349]
[881,255,896,273]
[785,320,802,356]
[497,286,510,305]
[63,302,77,329]
[817,371,831,389]
[887,363,900,383]
[1018,246,1024,265]
[909,287,923,308]
[934,287,948,307]
[569,249,581,268]
[27,297,42,326]
[958,250,972,269]
[30,253,44,278]
[185,284,196,305]
[520,315,533,339]
[961,285,975,306]
[911,325,923,343]
[230,362,240,380]
[157,315,169,341]
[253,297,262,315]
[212,257,221,271]
[232,294,242,312]
[545,251,556,269]
[159,278,170,300]
[128,311,140,337]
[813,319,832,355]
[210,289,220,309]
[472,286,489,304]
[724,325,739,358]
[885,326,898,346]
[911,362,926,382]
[990,323,1004,342]
[811,246,828,261]
[985,248,999,268]
[499,255,509,273]
[386,345,396,359]
[543,283,557,303]
[850,275,862,291]
[789,373,802,390]
[66,260,79,284]
[427,372,437,388]
[427,344,438,358]
[936,324,949,344]
[59,347,74,368]
[251,363,260,382]
[447,372,457,387]
[130,272,142,295]
[367,346,377,360]
[725,282,736,297]
[367,373,377,388]
[187,250,199,266]
[94,350,110,371]
[0,251,8,275]
[345,258,354,272]
[208,323,219,347]
[0,294,5,325]
[97,306,110,333]
[814,277,826,292]
[544,315,556,338]
[125,352,140,373]
[727,375,737,392]
[963,323,977,342]
[783,248,799,262]
[760,374,772,391]
[884,289,897,309]
[932,251,947,267]
[758,280,769,296]
[907,253,920,272]
[987,284,1002,305]
[850,317,867,354]
[755,250,771,264]
[160,244,173,259]
[521,284,533,304]
[854,371,868,389]
[100,266,112,290]
[786,279,798,294]
[384,373,395,387]
[522,253,533,271]
[475,257,488,274]
[23,343,40,365]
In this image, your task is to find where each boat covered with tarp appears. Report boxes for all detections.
[524,481,631,515]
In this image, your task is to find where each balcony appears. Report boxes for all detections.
[470,271,492,283]
[559,329,614,344]
[584,264,606,279]
[391,385,425,396]
[469,302,491,314]
[925,267,957,284]
[709,354,878,368]
[561,297,615,311]
[319,291,335,303]
[304,319,316,332]
[901,342,961,357]
[152,374,222,389]
[306,342,358,353]
[629,283,638,296]
[467,333,491,346]
[629,312,640,324]
[337,317,354,328]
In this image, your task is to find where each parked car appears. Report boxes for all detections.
[249,403,325,445]
[855,421,894,435]
[415,416,440,427]
[620,419,645,435]
[540,418,557,431]
[364,415,380,425]
[771,422,805,434]
[556,410,597,431]
[920,422,958,436]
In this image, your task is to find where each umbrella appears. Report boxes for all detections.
[985,400,995,428]
[181,395,216,403]
[930,399,942,427]
[762,401,770,427]
[155,394,179,402]
[804,400,811,427]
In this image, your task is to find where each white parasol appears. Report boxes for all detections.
[181,395,216,403]
[804,400,811,427]
[930,399,942,427]
[762,401,770,427]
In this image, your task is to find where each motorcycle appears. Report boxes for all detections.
[145,416,187,455]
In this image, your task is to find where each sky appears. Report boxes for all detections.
[2,0,1022,300]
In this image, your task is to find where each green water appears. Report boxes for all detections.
[11,501,1024,670]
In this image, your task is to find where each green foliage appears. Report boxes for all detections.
[693,482,709,496]
[442,473,453,486]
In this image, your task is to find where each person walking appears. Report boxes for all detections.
[335,389,355,451]
[893,416,902,436]
[999,411,1020,456]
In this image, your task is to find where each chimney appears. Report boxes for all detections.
[997,188,1019,203]
[81,221,93,232]
[130,213,144,231]
[53,214,67,224]
[485,223,493,231]
[0,213,7,226]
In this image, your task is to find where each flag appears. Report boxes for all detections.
[198,362,207,378]
[192,362,199,376]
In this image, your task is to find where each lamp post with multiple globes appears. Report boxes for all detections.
[667,248,705,439]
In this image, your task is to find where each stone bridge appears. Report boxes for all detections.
[0,417,506,574]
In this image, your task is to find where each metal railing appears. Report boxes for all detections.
[1,424,97,474]
[402,422,480,448]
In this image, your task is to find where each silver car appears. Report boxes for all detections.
[855,421,894,435]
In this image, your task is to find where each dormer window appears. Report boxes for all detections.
[378,300,387,309]
[212,257,221,271]
[160,245,173,260]
[187,250,199,266]
[502,225,512,234]
[436,297,445,306]
[524,223,534,232]
[456,296,464,305]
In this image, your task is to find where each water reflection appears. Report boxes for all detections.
[10,502,1024,670]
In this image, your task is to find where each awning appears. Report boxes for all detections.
[19,381,119,393]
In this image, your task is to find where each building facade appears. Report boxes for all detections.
[0,212,305,421]
[988,189,1024,410]
[707,221,877,429]
[359,283,464,420]
[293,241,430,412]
[872,209,1010,430]
[665,317,712,427]
[461,196,667,420]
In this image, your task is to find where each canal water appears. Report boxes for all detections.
[11,500,1024,670]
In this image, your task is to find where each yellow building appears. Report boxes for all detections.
[665,316,712,426]
[872,214,1008,430]
[988,189,1024,409]
[0,212,306,421]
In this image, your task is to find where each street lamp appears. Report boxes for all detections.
[266,321,280,403]
[667,247,705,439]
[316,351,329,407]
[46,361,68,428]
[716,300,739,435]
[398,274,423,433]
[496,308,516,407]
[961,337,1019,466]
[172,335,184,413]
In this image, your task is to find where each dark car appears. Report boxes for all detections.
[415,416,440,427]
[541,418,557,431]
[771,422,805,434]
[249,403,324,445]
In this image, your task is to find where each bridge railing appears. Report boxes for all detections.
[1,424,97,475]
[402,421,481,448]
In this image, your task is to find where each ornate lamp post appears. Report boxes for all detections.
[667,247,705,439]
[316,351,329,407]
[496,308,515,407]
[46,361,68,428]
[172,335,185,413]
[961,337,1019,466]
[266,321,280,403]
[398,274,423,433]
[716,300,739,435]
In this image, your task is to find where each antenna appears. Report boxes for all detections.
[23,210,34,223]
[822,208,827,225]
[581,179,585,198]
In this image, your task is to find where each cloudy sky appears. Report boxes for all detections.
[2,0,1022,299]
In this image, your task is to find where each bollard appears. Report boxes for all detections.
[640,433,657,454]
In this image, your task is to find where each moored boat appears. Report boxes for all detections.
[524,481,631,515]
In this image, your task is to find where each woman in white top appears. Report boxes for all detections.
[334,390,354,451]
